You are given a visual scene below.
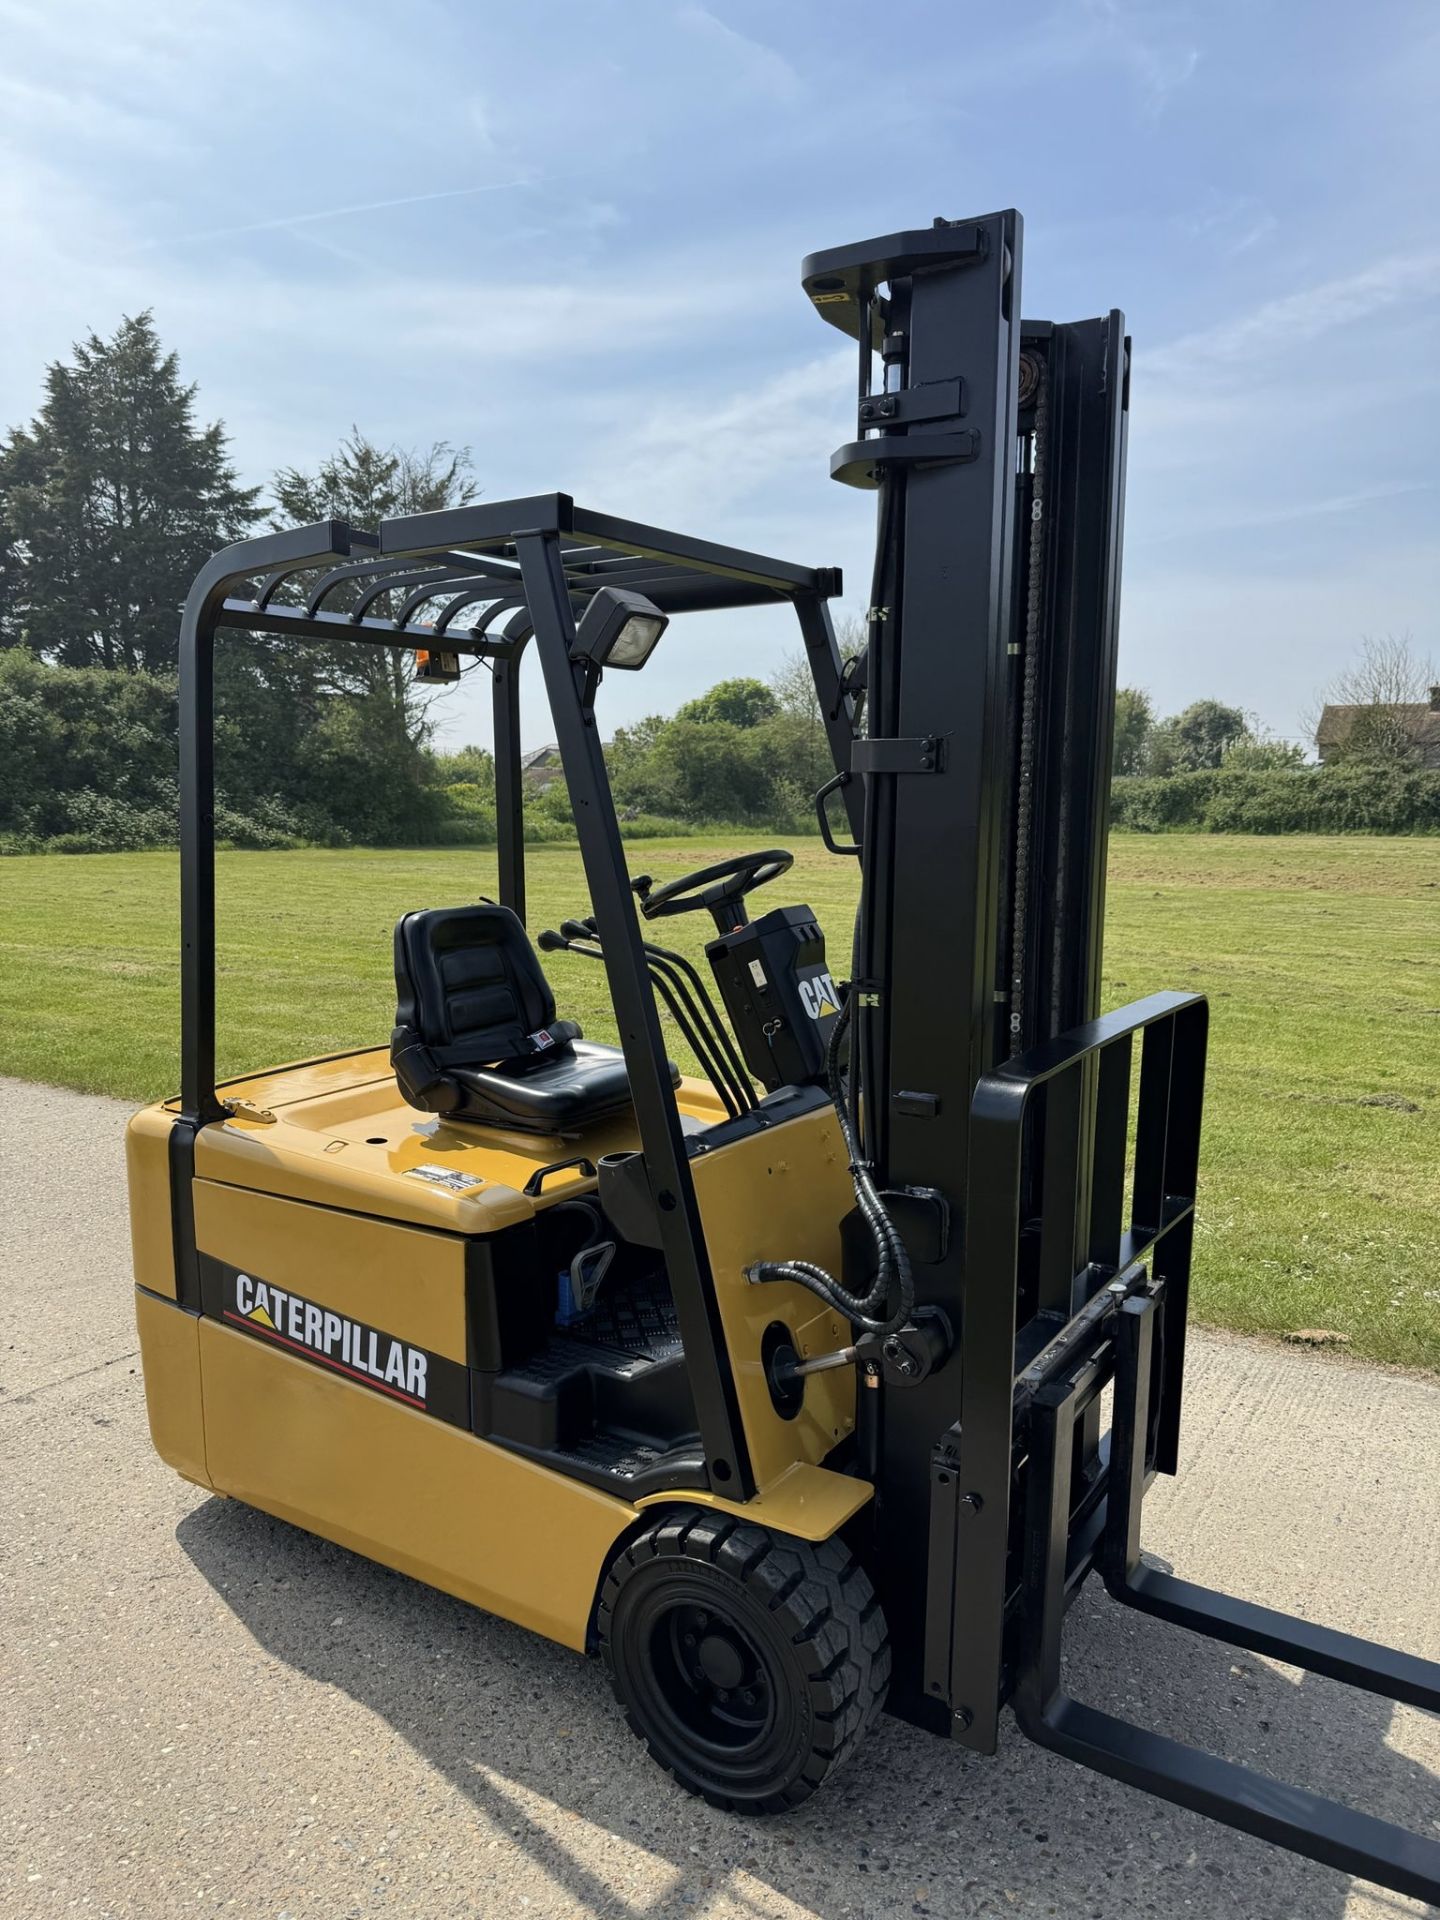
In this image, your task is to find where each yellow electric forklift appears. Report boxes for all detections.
[127,212,1440,1899]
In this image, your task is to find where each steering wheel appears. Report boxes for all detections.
[636,849,793,931]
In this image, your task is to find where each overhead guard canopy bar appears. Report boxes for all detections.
[199,498,839,657]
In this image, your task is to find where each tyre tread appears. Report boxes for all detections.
[597,1509,890,1813]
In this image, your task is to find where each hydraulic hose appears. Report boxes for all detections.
[747,473,914,1339]
[746,948,914,1338]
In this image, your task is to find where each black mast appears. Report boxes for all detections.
[801,216,1133,1729]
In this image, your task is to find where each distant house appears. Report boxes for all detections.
[1315,688,1440,768]
[521,744,564,792]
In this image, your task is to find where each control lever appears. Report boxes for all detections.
[544,920,754,1119]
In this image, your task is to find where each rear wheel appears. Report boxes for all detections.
[596,1509,889,1812]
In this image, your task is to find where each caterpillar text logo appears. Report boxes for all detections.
[798,971,842,1021]
[229,1271,429,1406]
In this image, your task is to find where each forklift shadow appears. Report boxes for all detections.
[178,1498,1433,1919]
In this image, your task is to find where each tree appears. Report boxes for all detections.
[207,431,483,838]
[1148,699,1248,774]
[635,718,776,822]
[0,313,261,670]
[1221,725,1304,771]
[1112,687,1155,776]
[266,429,481,747]
[1314,634,1438,764]
[676,677,779,729]
[0,482,21,642]
[770,612,866,726]
[272,429,476,537]
[770,647,823,724]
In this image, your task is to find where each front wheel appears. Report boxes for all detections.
[596,1510,890,1813]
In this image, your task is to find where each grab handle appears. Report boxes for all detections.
[523,1156,597,1198]
[815,771,861,857]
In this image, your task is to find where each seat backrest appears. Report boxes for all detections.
[394,905,565,1067]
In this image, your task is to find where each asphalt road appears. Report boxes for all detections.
[3,1077,1437,1920]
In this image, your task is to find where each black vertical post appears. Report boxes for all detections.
[802,221,1149,1748]
[1087,1035,1133,1269]
[492,624,528,922]
[171,587,224,1313]
[175,523,353,1120]
[856,215,1024,1732]
[1014,1377,1079,1724]
[178,602,221,1124]
[1101,1295,1156,1585]
[170,519,355,1304]
[515,530,754,1497]
[1150,999,1207,1472]
[1029,314,1130,1038]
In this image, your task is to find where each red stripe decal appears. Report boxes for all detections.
[222,1310,426,1408]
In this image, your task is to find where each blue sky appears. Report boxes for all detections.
[2,0,1436,750]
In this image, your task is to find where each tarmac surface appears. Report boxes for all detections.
[2,1076,1437,1919]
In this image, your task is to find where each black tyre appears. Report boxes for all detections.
[596,1509,890,1812]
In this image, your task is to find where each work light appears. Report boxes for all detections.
[571,586,668,670]
[415,647,461,683]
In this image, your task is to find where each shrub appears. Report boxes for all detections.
[0,649,178,839]
[1111,764,1440,834]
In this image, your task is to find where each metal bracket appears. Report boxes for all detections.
[830,429,980,489]
[802,222,989,342]
[858,377,964,431]
[851,734,942,775]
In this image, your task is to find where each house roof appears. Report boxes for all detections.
[520,743,561,770]
[1315,702,1440,749]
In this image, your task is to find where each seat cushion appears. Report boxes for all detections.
[392,903,678,1134]
[395,904,563,1066]
[450,1040,679,1135]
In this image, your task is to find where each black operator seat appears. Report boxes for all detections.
[390,905,678,1134]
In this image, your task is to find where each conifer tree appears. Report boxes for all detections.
[0,314,260,670]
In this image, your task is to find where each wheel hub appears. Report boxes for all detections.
[696,1632,746,1692]
[651,1601,773,1746]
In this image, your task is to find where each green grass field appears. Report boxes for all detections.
[3,835,1436,1370]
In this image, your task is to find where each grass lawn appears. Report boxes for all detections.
[2,834,1436,1370]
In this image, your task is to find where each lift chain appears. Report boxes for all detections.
[1008,350,1049,1055]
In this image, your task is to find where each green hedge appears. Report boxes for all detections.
[0,651,453,851]
[9,651,1439,851]
[1111,764,1440,834]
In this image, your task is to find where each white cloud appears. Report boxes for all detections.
[956,0,1199,119]
[1143,249,1440,382]
[1178,192,1278,257]
[0,71,197,156]
[1080,0,1199,116]
[568,347,854,525]
[1139,480,1435,546]
[676,5,805,103]
[119,180,535,255]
